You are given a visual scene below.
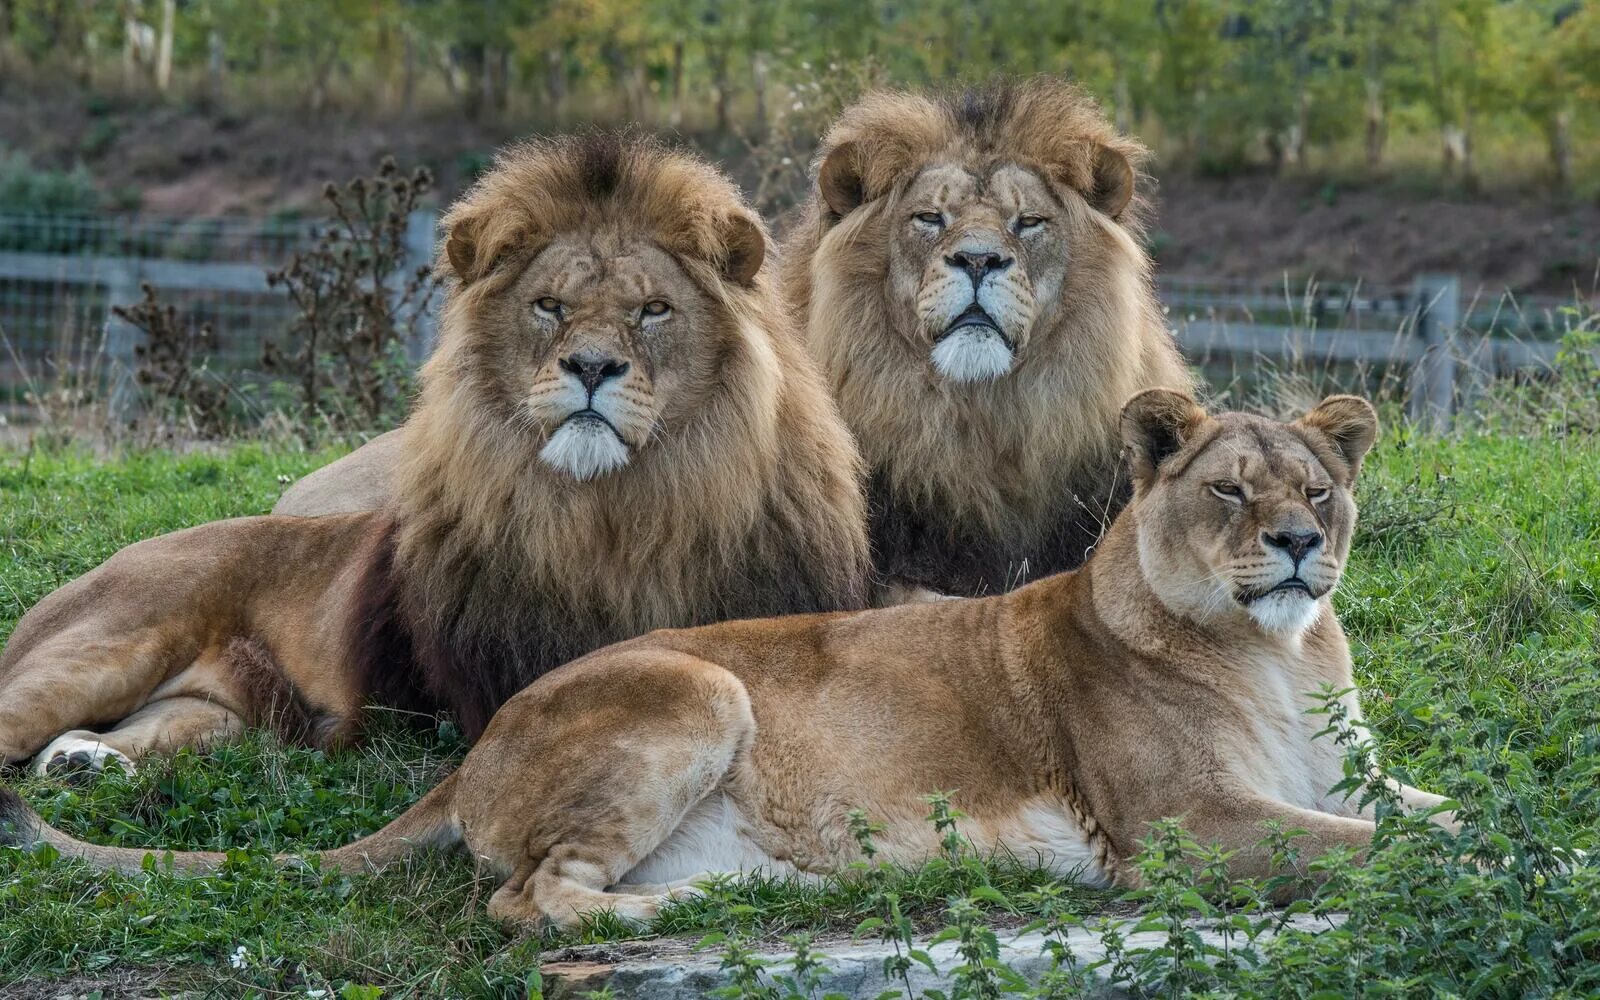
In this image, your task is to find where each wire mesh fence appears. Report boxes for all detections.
[0,210,1590,428]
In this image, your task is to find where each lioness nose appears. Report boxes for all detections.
[560,352,630,395]
[946,250,1013,286]
[1263,529,1323,563]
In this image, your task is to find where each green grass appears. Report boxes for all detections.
[0,425,1596,996]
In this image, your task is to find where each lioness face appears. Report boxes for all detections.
[888,165,1066,383]
[1122,392,1378,638]
[476,233,732,481]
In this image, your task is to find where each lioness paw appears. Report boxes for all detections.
[33,734,135,780]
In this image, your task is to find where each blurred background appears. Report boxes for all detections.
[0,0,1596,439]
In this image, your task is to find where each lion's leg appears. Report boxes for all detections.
[466,651,757,931]
[0,630,173,767]
[35,696,246,777]
[1155,796,1378,892]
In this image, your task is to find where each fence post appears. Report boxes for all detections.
[403,208,441,363]
[1408,274,1459,432]
[103,261,141,425]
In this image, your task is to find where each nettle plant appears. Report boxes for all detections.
[687,685,1599,999]
[262,157,437,437]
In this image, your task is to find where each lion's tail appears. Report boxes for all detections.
[0,773,461,876]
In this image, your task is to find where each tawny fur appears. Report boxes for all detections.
[1,393,1456,932]
[782,78,1197,597]
[0,135,870,768]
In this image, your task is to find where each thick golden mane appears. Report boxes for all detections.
[781,78,1194,596]
[353,134,871,736]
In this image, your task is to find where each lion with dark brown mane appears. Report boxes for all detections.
[782,78,1196,598]
[0,134,870,773]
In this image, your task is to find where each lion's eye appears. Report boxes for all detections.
[1015,214,1047,232]
[1210,481,1245,502]
[913,211,945,227]
[1307,486,1332,503]
[533,297,563,317]
[641,300,672,321]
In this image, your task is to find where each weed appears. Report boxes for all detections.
[261,157,437,438]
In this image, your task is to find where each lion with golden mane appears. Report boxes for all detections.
[0,134,870,774]
[783,78,1196,597]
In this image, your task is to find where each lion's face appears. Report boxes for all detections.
[464,233,742,481]
[1120,391,1378,637]
[887,164,1068,383]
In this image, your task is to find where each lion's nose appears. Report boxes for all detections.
[1262,529,1323,564]
[559,351,630,395]
[946,250,1013,287]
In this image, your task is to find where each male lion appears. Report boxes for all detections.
[281,79,1193,603]
[784,78,1196,598]
[0,134,870,774]
[2,391,1455,930]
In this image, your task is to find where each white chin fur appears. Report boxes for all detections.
[930,328,1014,383]
[539,418,631,481]
[1245,591,1321,635]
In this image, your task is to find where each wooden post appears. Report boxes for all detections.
[403,208,440,363]
[103,262,141,424]
[1408,274,1459,432]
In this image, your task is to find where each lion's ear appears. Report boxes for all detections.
[444,210,530,286]
[719,212,766,286]
[818,141,866,218]
[1296,395,1379,478]
[1088,145,1136,218]
[1120,388,1208,483]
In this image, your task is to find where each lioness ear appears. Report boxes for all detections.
[1120,388,1208,483]
[1088,145,1135,218]
[1297,395,1379,478]
[719,212,766,286]
[818,141,866,218]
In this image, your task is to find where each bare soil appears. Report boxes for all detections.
[3,81,1597,296]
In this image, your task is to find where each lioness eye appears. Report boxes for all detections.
[1307,486,1331,503]
[533,297,563,317]
[1210,481,1244,502]
[914,211,945,227]
[1015,214,1047,231]
[641,300,672,320]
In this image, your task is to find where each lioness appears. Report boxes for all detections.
[0,134,871,774]
[1,391,1454,929]
[783,78,1197,599]
[280,79,1196,604]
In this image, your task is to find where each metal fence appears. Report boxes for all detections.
[0,209,1589,429]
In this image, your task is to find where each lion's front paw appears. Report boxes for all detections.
[33,734,136,781]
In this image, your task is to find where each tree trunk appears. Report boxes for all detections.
[203,29,225,110]
[309,42,338,113]
[459,42,485,121]
[401,30,416,115]
[751,50,769,137]
[1113,68,1132,134]
[490,46,509,114]
[709,47,730,133]
[1547,107,1571,192]
[0,0,14,78]
[1364,77,1385,169]
[543,47,566,118]
[1283,89,1310,169]
[669,37,684,127]
[154,0,173,93]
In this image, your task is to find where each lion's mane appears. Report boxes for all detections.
[782,79,1194,596]
[352,134,872,737]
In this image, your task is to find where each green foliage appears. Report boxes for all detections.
[3,0,1597,184]
[0,148,101,214]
